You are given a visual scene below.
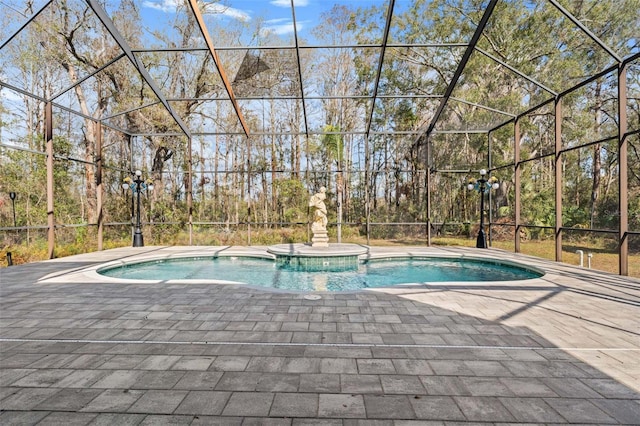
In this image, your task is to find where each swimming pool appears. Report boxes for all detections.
[98,256,543,292]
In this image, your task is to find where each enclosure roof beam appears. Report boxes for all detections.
[365,0,396,138]
[129,42,469,53]
[475,48,558,96]
[49,53,127,101]
[0,0,52,51]
[488,97,559,134]
[547,0,623,63]
[486,55,628,139]
[0,142,49,156]
[96,122,133,135]
[167,94,444,102]
[0,142,99,166]
[44,128,490,137]
[449,96,517,117]
[0,93,127,134]
[557,63,618,98]
[431,169,474,173]
[0,80,47,102]
[184,129,486,136]
[515,97,556,120]
[129,133,186,137]
[622,51,640,66]
[414,0,500,146]
[86,0,192,138]
[149,131,416,137]
[187,0,249,138]
[291,0,309,136]
[489,118,516,133]
[191,169,425,174]
[431,129,489,134]
[51,102,130,133]
[558,134,618,155]
[102,101,162,121]
[50,102,103,122]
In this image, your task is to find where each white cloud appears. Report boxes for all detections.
[265,18,288,25]
[261,18,310,36]
[270,0,310,7]
[143,0,251,22]
[142,0,178,13]
[203,3,251,21]
[262,21,294,36]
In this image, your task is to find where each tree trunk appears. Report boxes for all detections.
[590,83,603,228]
[66,65,99,225]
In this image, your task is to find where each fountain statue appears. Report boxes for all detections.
[266,185,367,273]
[309,186,329,247]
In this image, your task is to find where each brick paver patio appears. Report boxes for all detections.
[1,246,639,424]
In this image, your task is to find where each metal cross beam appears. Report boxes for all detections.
[547,0,622,63]
[187,0,250,138]
[475,47,558,96]
[365,0,396,138]
[414,0,500,144]
[0,0,52,51]
[290,0,309,137]
[85,0,192,138]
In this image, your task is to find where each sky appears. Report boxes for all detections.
[137,0,391,42]
[141,0,323,38]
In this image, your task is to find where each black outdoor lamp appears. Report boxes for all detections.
[9,192,16,227]
[122,170,154,247]
[467,169,499,248]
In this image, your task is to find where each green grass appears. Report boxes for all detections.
[427,236,639,278]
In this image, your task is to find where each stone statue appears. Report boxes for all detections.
[309,187,327,230]
[309,186,329,247]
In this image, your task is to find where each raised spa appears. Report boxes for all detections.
[98,255,543,292]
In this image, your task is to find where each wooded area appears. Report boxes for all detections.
[0,0,639,276]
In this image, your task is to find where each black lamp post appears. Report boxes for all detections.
[123,170,153,247]
[9,192,16,227]
[467,169,499,248]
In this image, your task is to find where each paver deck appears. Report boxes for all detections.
[1,245,639,424]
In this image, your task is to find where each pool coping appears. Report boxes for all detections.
[37,245,553,294]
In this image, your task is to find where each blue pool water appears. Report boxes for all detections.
[99,256,542,292]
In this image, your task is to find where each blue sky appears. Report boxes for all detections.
[139,0,389,41]
[141,0,321,37]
